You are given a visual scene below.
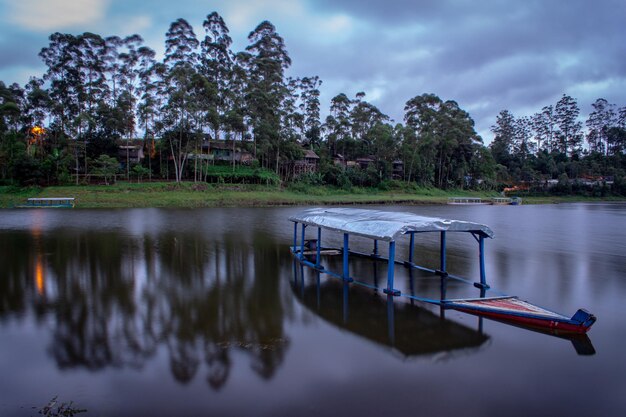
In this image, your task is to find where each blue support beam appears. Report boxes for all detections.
[316,227,322,268]
[384,241,400,296]
[409,233,415,264]
[373,239,379,256]
[480,236,486,286]
[293,222,298,254]
[300,223,306,259]
[440,231,447,272]
[342,233,352,282]
[474,235,490,290]
[440,262,448,318]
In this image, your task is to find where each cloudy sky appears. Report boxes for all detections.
[1,0,624,142]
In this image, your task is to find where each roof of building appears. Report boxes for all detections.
[304,149,320,159]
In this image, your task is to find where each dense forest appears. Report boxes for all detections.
[1,11,625,195]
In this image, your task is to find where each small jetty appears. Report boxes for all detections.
[491,196,522,205]
[448,196,523,205]
[289,208,595,335]
[491,197,512,205]
[18,197,75,208]
[447,197,490,205]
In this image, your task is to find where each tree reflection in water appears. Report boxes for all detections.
[0,228,291,389]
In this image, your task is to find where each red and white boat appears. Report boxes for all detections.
[443,296,596,334]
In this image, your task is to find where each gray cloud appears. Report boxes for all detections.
[0,30,46,69]
[293,0,626,140]
[2,0,624,143]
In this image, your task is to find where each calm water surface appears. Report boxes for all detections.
[0,204,625,416]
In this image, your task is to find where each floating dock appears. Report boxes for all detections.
[447,197,490,205]
[17,197,75,208]
[289,207,595,334]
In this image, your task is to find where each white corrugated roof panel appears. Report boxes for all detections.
[289,207,494,241]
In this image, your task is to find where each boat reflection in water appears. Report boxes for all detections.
[292,259,595,357]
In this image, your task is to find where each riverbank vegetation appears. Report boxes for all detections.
[1,182,621,209]
[1,11,625,199]
[0,182,470,208]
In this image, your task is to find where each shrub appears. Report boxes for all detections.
[203,165,279,185]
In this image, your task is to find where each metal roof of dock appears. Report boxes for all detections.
[289,207,494,241]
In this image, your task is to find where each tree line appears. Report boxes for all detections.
[490,95,626,194]
[0,11,625,195]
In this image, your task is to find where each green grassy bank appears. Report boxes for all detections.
[0,182,623,209]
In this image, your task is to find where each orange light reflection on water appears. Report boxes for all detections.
[31,213,45,296]
[35,255,45,296]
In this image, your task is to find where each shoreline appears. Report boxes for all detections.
[1,182,624,209]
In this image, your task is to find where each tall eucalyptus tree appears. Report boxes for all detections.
[490,109,516,165]
[405,94,480,188]
[23,78,50,131]
[112,35,155,178]
[40,32,109,182]
[161,18,200,182]
[137,49,159,180]
[200,12,233,141]
[0,82,24,133]
[245,20,291,171]
[325,93,352,157]
[532,105,555,152]
[299,76,322,147]
[586,98,616,155]
[513,116,536,181]
[349,92,389,156]
[514,116,535,160]
[554,94,583,156]
[221,52,251,172]
[39,33,83,138]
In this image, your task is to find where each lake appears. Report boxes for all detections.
[0,203,625,416]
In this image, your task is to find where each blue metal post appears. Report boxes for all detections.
[316,227,322,268]
[373,239,379,256]
[409,233,415,264]
[388,241,395,289]
[440,264,448,318]
[384,241,400,296]
[479,235,488,288]
[440,231,447,272]
[293,222,298,253]
[343,233,350,281]
[440,268,448,299]
[300,224,306,259]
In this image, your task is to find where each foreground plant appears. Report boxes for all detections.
[36,396,86,417]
